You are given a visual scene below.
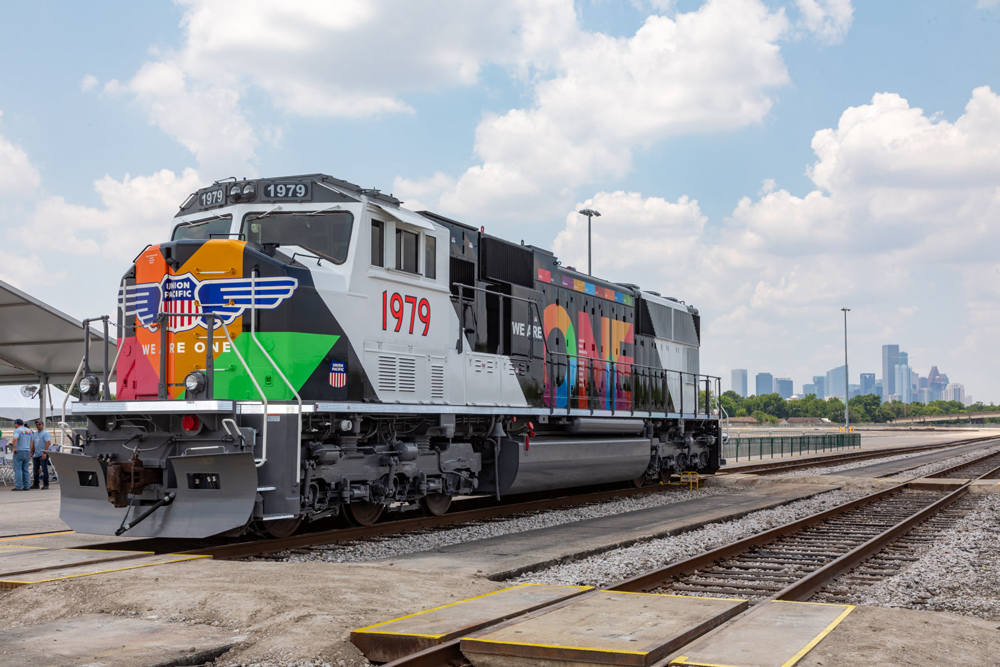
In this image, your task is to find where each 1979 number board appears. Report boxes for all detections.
[382,291,431,336]
[263,182,311,200]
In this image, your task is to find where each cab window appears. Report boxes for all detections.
[424,236,436,279]
[396,228,418,273]
[243,212,354,264]
[172,215,233,241]
[371,220,385,267]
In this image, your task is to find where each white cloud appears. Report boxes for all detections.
[24,168,203,262]
[0,116,41,194]
[549,87,1000,400]
[80,74,99,92]
[116,0,579,175]
[794,0,853,44]
[401,0,791,220]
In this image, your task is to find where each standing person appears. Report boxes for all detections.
[30,419,51,490]
[10,419,33,491]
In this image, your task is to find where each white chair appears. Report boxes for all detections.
[0,439,13,487]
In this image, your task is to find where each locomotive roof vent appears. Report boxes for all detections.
[616,282,641,292]
[646,290,661,296]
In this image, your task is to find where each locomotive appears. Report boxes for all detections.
[52,174,722,539]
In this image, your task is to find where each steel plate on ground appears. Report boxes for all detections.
[461,591,747,667]
[670,600,854,667]
[350,583,592,663]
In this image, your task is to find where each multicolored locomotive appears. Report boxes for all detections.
[53,174,722,538]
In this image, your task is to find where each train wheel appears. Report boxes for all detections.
[345,501,384,527]
[264,517,301,539]
[632,474,647,488]
[660,470,675,484]
[420,493,452,516]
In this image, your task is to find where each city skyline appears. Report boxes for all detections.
[729,341,973,405]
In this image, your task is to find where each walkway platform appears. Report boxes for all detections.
[670,600,853,667]
[351,583,591,662]
[461,591,746,666]
[388,484,840,579]
[0,542,206,589]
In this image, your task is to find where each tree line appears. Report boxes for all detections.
[719,391,1000,424]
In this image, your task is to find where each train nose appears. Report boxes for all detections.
[50,450,259,538]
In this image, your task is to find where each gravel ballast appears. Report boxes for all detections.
[511,488,869,588]
[774,451,930,477]
[885,443,1000,479]
[846,493,1000,620]
[258,487,729,564]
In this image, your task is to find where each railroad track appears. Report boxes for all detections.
[926,448,1000,480]
[727,435,997,475]
[379,466,991,666]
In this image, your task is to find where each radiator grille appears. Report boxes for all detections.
[398,357,417,392]
[431,364,445,400]
[377,355,397,393]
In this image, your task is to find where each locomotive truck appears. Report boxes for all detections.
[52,174,722,538]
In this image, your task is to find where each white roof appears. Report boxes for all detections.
[0,279,107,384]
[0,385,76,422]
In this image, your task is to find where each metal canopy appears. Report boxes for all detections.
[0,279,107,385]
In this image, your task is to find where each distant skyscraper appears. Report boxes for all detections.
[917,388,930,405]
[946,383,966,404]
[803,383,818,396]
[927,366,946,402]
[812,375,827,400]
[849,384,861,399]
[755,372,774,397]
[775,378,793,399]
[826,365,847,398]
[882,344,900,400]
[731,369,748,398]
[894,365,912,404]
[875,379,883,399]
[860,373,876,396]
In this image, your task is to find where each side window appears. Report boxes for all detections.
[424,235,437,279]
[371,220,384,267]
[396,228,418,273]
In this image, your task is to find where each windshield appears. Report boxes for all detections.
[243,211,354,264]
[172,215,233,241]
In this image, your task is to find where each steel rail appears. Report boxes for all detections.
[176,482,687,559]
[359,464,992,666]
[727,435,996,475]
[926,448,1000,479]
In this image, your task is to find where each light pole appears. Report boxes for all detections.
[578,208,601,275]
[841,308,850,429]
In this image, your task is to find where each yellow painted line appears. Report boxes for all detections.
[464,637,647,655]
[671,656,741,667]
[779,604,855,667]
[0,554,210,587]
[351,583,593,634]
[0,531,74,542]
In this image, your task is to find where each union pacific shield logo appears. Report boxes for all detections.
[329,361,346,388]
[119,273,298,332]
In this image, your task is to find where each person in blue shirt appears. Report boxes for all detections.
[10,419,33,491]
[30,419,51,490]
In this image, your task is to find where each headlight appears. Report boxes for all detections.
[79,374,99,396]
[243,183,255,196]
[229,184,241,197]
[184,371,206,393]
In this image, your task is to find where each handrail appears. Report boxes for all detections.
[543,349,720,417]
[450,282,549,361]
[60,357,85,450]
[213,316,269,468]
[248,269,303,481]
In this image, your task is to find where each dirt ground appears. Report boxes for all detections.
[796,604,1000,667]
[0,558,504,666]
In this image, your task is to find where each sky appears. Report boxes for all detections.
[1,0,999,401]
